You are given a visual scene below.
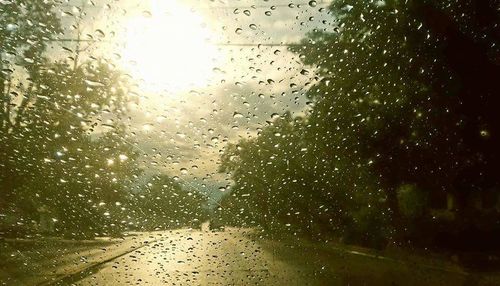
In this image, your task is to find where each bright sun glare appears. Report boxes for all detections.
[122,0,222,93]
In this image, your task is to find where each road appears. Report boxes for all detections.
[1,227,492,285]
[58,228,500,286]
[72,229,304,285]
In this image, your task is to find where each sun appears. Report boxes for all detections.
[121,0,222,93]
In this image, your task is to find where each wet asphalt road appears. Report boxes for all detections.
[69,228,499,286]
[73,229,306,285]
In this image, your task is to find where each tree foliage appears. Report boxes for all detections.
[129,175,208,230]
[219,0,500,248]
[0,1,144,237]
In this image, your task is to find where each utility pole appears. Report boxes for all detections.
[72,0,88,72]
[47,1,93,72]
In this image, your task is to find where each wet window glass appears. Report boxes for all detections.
[1,0,500,285]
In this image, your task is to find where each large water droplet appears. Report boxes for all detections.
[95,29,105,38]
[233,112,244,118]
[84,79,104,87]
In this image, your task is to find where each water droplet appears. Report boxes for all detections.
[271,113,280,119]
[235,28,243,34]
[95,29,105,38]
[243,9,251,16]
[309,0,317,7]
[84,79,104,87]
[480,129,490,138]
[249,24,257,30]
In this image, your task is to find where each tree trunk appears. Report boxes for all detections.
[385,186,405,244]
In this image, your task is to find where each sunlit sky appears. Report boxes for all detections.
[52,0,334,197]
[121,0,225,93]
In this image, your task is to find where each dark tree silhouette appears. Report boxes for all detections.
[219,0,500,248]
[0,1,144,238]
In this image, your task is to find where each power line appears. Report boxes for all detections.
[217,43,305,47]
[48,38,310,47]
[49,38,97,42]
[56,1,331,10]
[192,1,331,9]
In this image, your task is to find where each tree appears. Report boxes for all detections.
[1,0,62,216]
[129,174,208,230]
[219,112,388,245]
[1,58,143,237]
[1,19,144,235]
[292,0,499,235]
[220,0,500,248]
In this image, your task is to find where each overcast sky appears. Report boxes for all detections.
[50,0,336,199]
